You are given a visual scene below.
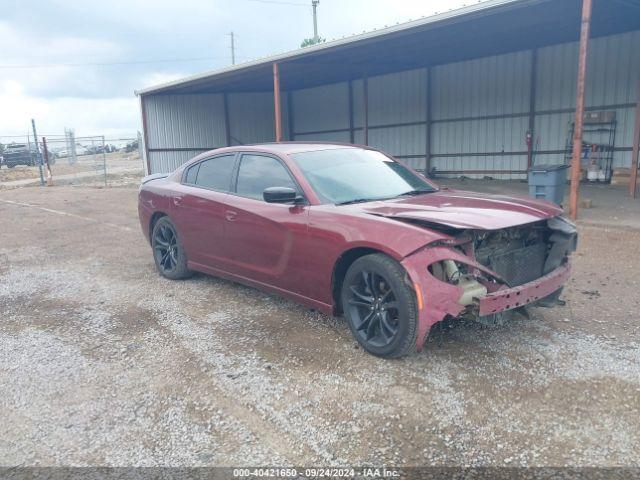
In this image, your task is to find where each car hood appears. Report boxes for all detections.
[350,189,563,230]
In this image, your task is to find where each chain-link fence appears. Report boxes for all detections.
[0,131,145,189]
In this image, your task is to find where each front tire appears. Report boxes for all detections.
[151,217,192,280]
[341,254,418,358]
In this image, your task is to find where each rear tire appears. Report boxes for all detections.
[341,253,418,358]
[151,217,192,280]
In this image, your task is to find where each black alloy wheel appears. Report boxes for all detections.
[151,217,192,280]
[154,223,178,272]
[347,270,400,348]
[341,254,418,358]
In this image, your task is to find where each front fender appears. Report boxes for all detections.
[400,246,506,350]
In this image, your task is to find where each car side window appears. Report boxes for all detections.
[194,154,236,191]
[236,155,297,201]
[184,163,199,184]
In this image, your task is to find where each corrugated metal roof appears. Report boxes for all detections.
[136,0,640,96]
[135,0,530,96]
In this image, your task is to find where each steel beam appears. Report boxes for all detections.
[569,0,593,220]
[223,93,231,146]
[273,62,283,142]
[363,73,369,145]
[630,80,640,198]
[527,48,538,170]
[287,90,295,141]
[348,80,355,144]
[425,67,432,175]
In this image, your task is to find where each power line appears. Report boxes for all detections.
[0,56,244,70]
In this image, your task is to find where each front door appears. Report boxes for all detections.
[223,153,309,294]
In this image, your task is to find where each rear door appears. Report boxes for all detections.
[171,153,237,269]
[223,153,310,294]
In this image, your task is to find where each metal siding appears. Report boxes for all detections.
[536,30,640,111]
[352,79,364,129]
[368,125,425,156]
[534,30,640,168]
[368,68,426,126]
[398,157,426,171]
[432,50,531,120]
[142,30,640,177]
[430,50,531,179]
[148,150,202,174]
[228,92,275,145]
[534,105,636,168]
[353,129,365,146]
[292,82,350,133]
[431,116,529,179]
[145,94,226,150]
[534,112,573,156]
[294,131,351,143]
[282,93,291,141]
[536,41,578,112]
[430,155,525,180]
[585,30,640,106]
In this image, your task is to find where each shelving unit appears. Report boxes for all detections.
[564,111,617,183]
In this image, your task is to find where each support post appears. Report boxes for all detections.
[223,93,231,146]
[363,73,369,145]
[630,80,640,198]
[425,67,432,175]
[139,95,152,175]
[348,80,355,144]
[287,90,295,141]
[273,63,283,142]
[569,0,593,220]
[527,48,538,170]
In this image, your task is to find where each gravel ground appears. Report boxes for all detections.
[0,186,638,467]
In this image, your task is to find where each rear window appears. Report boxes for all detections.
[184,163,199,184]
[193,155,236,191]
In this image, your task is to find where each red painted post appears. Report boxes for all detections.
[569,0,593,220]
[273,63,283,142]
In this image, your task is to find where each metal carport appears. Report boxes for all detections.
[136,0,640,218]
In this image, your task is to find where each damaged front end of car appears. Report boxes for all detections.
[400,216,578,349]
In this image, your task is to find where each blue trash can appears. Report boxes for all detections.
[527,164,569,206]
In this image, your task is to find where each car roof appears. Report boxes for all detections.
[212,142,364,156]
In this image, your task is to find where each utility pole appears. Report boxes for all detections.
[312,0,320,42]
[229,31,236,65]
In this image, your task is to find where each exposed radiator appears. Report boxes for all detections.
[488,243,547,286]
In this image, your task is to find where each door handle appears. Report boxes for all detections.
[225,210,237,221]
[173,196,183,207]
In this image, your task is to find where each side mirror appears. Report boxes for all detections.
[263,187,303,204]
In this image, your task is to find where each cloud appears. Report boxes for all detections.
[0,81,139,137]
[1,0,469,136]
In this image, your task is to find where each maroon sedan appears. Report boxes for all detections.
[138,143,576,358]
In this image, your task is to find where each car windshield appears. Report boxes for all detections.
[289,148,436,205]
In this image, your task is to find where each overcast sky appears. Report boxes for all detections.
[1,0,471,139]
